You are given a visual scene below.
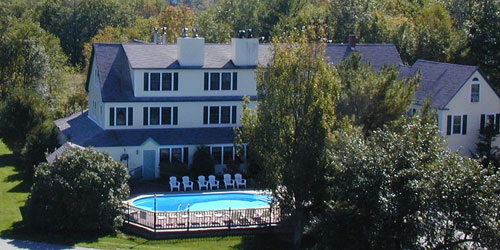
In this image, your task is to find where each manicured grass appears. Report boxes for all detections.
[0,141,291,249]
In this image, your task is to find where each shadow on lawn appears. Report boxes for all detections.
[234,233,294,250]
[1,220,105,247]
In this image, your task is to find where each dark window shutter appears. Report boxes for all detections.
[109,108,115,126]
[143,107,148,126]
[173,107,178,125]
[480,114,485,133]
[232,106,237,124]
[496,114,500,132]
[446,115,451,135]
[183,147,189,164]
[462,115,467,135]
[204,72,208,90]
[233,72,237,90]
[143,73,149,91]
[203,106,208,124]
[174,73,178,91]
[128,107,133,126]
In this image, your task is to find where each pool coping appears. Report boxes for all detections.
[125,189,272,206]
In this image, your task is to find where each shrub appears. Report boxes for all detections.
[21,120,60,171]
[25,147,130,233]
[0,89,51,156]
[160,161,189,180]
[190,146,215,177]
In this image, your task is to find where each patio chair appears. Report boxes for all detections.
[182,176,194,191]
[197,175,209,190]
[223,174,235,189]
[208,175,219,190]
[169,176,180,192]
[234,173,247,188]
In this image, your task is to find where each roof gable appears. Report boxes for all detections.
[405,60,479,109]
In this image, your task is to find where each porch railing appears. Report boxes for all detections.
[129,166,143,181]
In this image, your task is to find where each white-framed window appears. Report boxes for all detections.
[203,105,237,124]
[109,107,133,127]
[446,114,467,135]
[159,147,188,164]
[471,84,480,102]
[143,106,178,126]
[480,113,500,133]
[143,72,178,91]
[207,145,245,165]
[204,72,238,91]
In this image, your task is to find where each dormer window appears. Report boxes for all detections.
[471,84,479,102]
[144,72,178,91]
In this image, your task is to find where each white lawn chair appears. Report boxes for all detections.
[208,175,219,190]
[169,176,180,192]
[235,173,247,188]
[223,174,235,189]
[197,175,209,190]
[182,176,194,191]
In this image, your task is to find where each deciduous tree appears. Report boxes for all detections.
[237,33,340,248]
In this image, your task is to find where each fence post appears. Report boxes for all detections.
[127,203,130,224]
[187,208,190,232]
[154,193,157,232]
[269,205,272,227]
[228,207,231,230]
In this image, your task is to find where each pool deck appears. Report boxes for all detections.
[121,189,287,239]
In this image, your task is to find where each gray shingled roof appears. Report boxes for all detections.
[123,43,272,69]
[402,60,479,109]
[55,110,236,147]
[91,42,403,103]
[324,44,403,70]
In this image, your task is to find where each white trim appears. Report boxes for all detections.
[144,106,177,126]
[207,72,237,91]
[470,83,480,103]
[109,106,133,127]
[144,72,177,92]
[206,105,236,124]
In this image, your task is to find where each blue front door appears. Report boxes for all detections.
[143,150,156,180]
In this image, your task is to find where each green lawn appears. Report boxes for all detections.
[0,141,291,249]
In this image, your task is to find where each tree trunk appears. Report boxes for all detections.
[293,207,305,249]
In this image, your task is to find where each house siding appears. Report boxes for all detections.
[441,71,500,155]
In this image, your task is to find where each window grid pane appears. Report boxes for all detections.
[223,146,233,165]
[172,148,182,163]
[116,108,126,126]
[211,147,222,165]
[161,107,171,125]
[162,73,172,91]
[210,73,220,90]
[221,106,230,123]
[471,84,479,102]
[150,73,160,91]
[150,107,160,125]
[210,106,219,124]
[222,73,231,90]
[453,116,461,134]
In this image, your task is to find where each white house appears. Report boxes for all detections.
[54,31,406,179]
[402,60,500,155]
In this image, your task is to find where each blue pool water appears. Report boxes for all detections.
[132,192,272,212]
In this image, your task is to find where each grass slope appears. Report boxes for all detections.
[0,141,290,249]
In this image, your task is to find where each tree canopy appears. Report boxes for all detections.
[238,33,340,247]
[26,147,130,233]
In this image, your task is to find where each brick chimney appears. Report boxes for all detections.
[348,34,356,48]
